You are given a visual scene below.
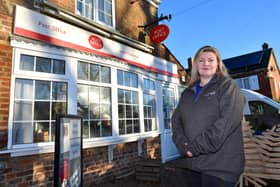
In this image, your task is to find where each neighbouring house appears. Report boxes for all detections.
[0,0,187,186]
[223,43,280,102]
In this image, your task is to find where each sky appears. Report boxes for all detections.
[158,0,280,68]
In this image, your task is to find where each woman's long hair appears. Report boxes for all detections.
[188,45,229,86]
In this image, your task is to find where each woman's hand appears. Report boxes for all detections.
[186,150,193,157]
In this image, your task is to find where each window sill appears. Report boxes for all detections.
[0,132,160,157]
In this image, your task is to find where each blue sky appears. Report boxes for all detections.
[158,0,280,68]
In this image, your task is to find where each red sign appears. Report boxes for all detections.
[150,24,170,44]
[88,35,103,49]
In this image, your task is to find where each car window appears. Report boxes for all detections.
[248,101,278,115]
[247,100,280,135]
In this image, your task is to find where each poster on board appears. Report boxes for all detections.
[54,115,83,187]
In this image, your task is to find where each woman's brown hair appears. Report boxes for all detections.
[188,45,229,86]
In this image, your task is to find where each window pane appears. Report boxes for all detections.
[125,91,131,104]
[15,79,33,99]
[143,78,155,90]
[98,0,104,10]
[118,89,139,135]
[89,86,100,103]
[34,122,50,142]
[143,93,156,132]
[98,0,112,26]
[52,82,67,100]
[131,73,138,88]
[117,70,123,85]
[124,72,130,86]
[90,121,100,137]
[126,105,132,118]
[105,13,112,25]
[126,120,133,134]
[90,64,99,82]
[52,102,67,120]
[34,101,50,120]
[53,59,65,74]
[77,85,89,119]
[77,85,88,106]
[13,122,33,144]
[90,103,100,119]
[35,80,50,100]
[105,0,112,12]
[13,101,32,121]
[36,57,51,73]
[133,105,139,118]
[83,121,89,138]
[118,89,125,103]
[98,11,105,22]
[77,84,112,138]
[119,120,125,135]
[50,122,55,141]
[118,104,125,118]
[77,0,83,15]
[162,88,175,129]
[101,120,111,136]
[13,77,68,144]
[134,119,140,133]
[77,0,112,26]
[100,66,110,83]
[100,104,111,119]
[85,2,93,19]
[144,106,148,118]
[244,79,250,89]
[78,62,88,80]
[20,54,34,71]
[144,119,150,131]
[132,91,138,104]
[100,87,111,103]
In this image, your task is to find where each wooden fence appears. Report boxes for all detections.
[239,120,280,187]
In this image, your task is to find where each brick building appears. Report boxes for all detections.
[223,43,280,102]
[0,0,186,186]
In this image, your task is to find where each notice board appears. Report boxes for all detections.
[54,115,83,187]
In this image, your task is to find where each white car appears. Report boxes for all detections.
[241,89,280,134]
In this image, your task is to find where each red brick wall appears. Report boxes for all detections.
[0,10,12,148]
[49,0,75,12]
[115,0,181,65]
[0,139,160,186]
[0,153,54,186]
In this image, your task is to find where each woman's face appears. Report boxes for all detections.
[197,51,218,79]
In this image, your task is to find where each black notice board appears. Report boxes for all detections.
[54,114,83,187]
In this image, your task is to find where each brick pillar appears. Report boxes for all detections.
[0,8,13,148]
[0,44,11,148]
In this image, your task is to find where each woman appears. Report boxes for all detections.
[171,45,245,187]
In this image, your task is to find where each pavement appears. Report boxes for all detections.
[93,175,160,187]
[90,158,280,187]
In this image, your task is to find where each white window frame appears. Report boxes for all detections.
[8,42,175,156]
[9,48,73,151]
[75,0,116,29]
[161,85,176,130]
[235,75,260,90]
[116,69,141,136]
[76,60,113,139]
[141,76,158,133]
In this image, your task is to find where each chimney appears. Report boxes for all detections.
[262,42,269,50]
[187,57,193,70]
